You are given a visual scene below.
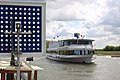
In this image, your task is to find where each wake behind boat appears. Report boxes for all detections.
[46,33,95,63]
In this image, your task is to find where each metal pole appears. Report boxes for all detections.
[11,19,14,55]
[16,24,21,80]
[10,19,15,66]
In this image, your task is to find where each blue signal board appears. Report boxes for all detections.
[0,5,42,53]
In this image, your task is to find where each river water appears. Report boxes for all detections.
[1,54,120,80]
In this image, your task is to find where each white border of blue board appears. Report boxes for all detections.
[0,1,46,54]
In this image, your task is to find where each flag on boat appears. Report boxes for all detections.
[74,33,80,39]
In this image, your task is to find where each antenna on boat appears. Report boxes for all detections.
[80,35,85,39]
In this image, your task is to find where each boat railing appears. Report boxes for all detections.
[64,44,93,48]
[68,44,92,47]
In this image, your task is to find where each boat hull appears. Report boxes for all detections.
[46,54,93,63]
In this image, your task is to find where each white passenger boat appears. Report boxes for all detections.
[46,34,95,63]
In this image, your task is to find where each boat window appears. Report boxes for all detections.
[70,40,90,45]
[89,41,92,45]
[68,50,73,55]
[81,50,85,55]
[59,41,64,46]
[80,41,89,45]
[64,41,70,46]
[84,50,86,55]
[80,50,82,55]
[74,50,80,55]
[88,50,90,54]
[85,50,88,55]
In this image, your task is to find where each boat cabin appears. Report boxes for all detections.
[48,39,94,48]
[60,39,94,46]
[47,39,95,55]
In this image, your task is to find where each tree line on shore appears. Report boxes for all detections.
[103,45,120,51]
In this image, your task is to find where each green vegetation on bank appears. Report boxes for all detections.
[95,51,120,55]
[103,45,120,51]
[95,45,120,55]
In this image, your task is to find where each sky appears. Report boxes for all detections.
[0,0,120,49]
[46,0,120,49]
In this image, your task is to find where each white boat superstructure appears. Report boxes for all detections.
[47,39,95,63]
[47,44,93,51]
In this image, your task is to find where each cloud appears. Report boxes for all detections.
[46,0,93,21]
[104,26,120,35]
[47,0,108,23]
[92,0,120,48]
[46,20,89,40]
[100,0,120,27]
[101,7,120,28]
